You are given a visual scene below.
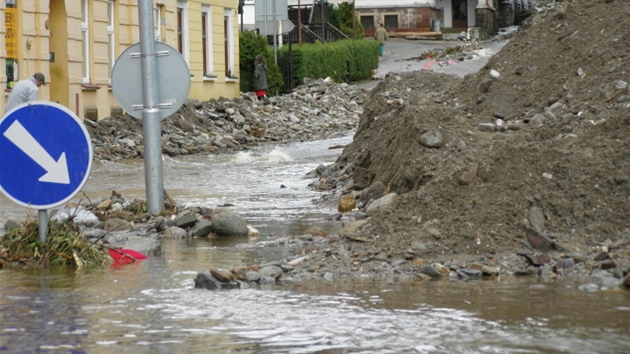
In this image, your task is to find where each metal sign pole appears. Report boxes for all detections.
[138,0,164,214]
[273,0,278,64]
[263,0,268,37]
[320,0,325,42]
[298,0,302,44]
[38,210,48,243]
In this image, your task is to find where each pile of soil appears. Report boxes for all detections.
[314,0,630,271]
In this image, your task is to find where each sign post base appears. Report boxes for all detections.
[38,210,48,244]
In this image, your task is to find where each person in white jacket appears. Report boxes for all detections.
[4,72,46,114]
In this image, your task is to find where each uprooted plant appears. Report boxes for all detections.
[0,216,111,268]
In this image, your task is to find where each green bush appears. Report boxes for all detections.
[239,31,283,96]
[278,39,378,88]
[241,29,378,94]
[336,2,364,39]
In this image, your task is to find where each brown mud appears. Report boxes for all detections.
[300,0,630,278]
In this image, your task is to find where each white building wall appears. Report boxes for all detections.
[240,0,479,31]
[354,0,435,8]
[238,0,256,30]
[468,0,477,26]
[279,0,438,11]
[287,0,348,5]
[438,1,453,28]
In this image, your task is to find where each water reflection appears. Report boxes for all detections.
[1,137,349,237]
[1,136,630,353]
[2,239,630,353]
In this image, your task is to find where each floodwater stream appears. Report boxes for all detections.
[1,135,629,353]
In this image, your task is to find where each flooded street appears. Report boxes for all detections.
[1,136,350,238]
[1,135,629,353]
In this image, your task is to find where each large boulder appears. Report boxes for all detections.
[210,209,249,236]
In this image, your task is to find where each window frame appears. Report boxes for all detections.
[81,0,90,84]
[223,8,235,79]
[154,4,164,41]
[384,14,398,29]
[201,4,215,78]
[107,0,116,85]
[177,1,189,63]
[360,15,375,30]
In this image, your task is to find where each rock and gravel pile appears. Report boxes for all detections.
[86,78,366,161]
[296,0,630,287]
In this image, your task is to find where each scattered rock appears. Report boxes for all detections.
[163,226,188,239]
[210,209,249,236]
[338,194,356,213]
[194,272,240,290]
[87,79,366,161]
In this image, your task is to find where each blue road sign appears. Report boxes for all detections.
[0,101,93,209]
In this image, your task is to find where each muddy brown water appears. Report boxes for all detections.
[1,136,629,353]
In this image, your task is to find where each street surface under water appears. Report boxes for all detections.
[1,136,629,353]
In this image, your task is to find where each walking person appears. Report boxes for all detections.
[253,55,268,101]
[374,23,388,57]
[4,72,46,114]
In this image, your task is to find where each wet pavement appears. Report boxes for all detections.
[356,36,509,90]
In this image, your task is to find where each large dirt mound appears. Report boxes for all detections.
[330,0,630,262]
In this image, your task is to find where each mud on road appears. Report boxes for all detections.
[300,0,630,284]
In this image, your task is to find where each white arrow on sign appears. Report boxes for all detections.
[3,120,70,184]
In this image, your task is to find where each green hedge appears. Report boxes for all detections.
[278,39,378,89]
[240,31,379,95]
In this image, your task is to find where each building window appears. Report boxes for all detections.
[384,15,398,29]
[107,0,116,84]
[360,15,374,30]
[223,8,234,78]
[81,0,90,84]
[202,5,214,77]
[154,4,164,41]
[177,1,189,62]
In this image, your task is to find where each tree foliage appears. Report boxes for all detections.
[335,2,364,39]
[239,31,283,96]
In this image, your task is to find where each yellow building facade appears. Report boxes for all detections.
[1,0,240,121]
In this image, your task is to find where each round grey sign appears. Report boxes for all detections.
[111,41,190,120]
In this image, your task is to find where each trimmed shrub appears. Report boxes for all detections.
[278,39,378,88]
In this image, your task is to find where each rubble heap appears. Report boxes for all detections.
[87,78,367,161]
[305,0,630,279]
